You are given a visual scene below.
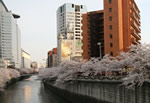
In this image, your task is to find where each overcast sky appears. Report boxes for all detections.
[3,0,150,63]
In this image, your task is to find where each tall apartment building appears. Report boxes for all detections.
[0,0,21,68]
[57,3,87,63]
[82,10,104,60]
[82,0,141,60]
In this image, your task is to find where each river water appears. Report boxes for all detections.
[0,75,70,103]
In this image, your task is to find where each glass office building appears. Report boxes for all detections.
[57,3,87,63]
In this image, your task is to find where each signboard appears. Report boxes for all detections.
[61,41,72,60]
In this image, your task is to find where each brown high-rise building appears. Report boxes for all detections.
[82,0,141,60]
[82,10,104,60]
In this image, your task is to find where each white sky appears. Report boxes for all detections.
[3,0,150,63]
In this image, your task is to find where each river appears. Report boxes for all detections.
[0,75,70,103]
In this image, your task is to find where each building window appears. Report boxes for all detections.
[110,43,113,47]
[110,52,113,56]
[109,25,112,30]
[76,25,80,27]
[109,8,112,12]
[75,5,80,12]
[109,16,112,21]
[75,34,80,36]
[72,4,74,8]
[75,28,80,30]
[110,34,113,38]
[76,22,80,24]
[75,31,80,33]
[109,0,112,4]
[60,7,62,13]
[81,5,83,9]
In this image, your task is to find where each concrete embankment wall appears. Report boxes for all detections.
[44,80,150,103]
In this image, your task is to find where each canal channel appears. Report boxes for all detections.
[0,75,70,103]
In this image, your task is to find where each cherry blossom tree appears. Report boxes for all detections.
[0,68,20,91]
[39,44,150,88]
[119,44,150,88]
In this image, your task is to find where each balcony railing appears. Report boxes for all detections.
[134,22,141,33]
[131,37,137,44]
[133,13,141,26]
[130,4,140,19]
[131,28,141,40]
[131,19,141,33]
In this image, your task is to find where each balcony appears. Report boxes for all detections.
[131,28,141,40]
[130,11,134,19]
[134,21,141,33]
[137,13,141,18]
[132,12,141,26]
[131,19,141,33]
[134,10,140,19]
[130,4,140,19]
[131,37,138,45]
[130,4,134,11]
[139,20,141,25]
[134,19,141,26]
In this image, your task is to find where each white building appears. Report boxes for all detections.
[0,0,21,68]
[57,3,87,63]
[21,49,31,68]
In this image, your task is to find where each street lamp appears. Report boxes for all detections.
[97,42,102,58]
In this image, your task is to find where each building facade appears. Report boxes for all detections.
[57,32,74,63]
[82,0,141,60]
[82,10,104,60]
[52,48,57,67]
[47,51,53,67]
[47,48,58,68]
[57,3,87,63]
[0,0,21,68]
[21,49,31,68]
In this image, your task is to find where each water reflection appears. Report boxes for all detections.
[0,75,70,103]
[24,85,31,103]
